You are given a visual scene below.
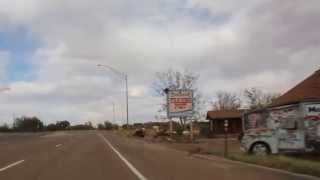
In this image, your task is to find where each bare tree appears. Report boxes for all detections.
[244,87,281,110]
[152,69,205,128]
[212,91,241,110]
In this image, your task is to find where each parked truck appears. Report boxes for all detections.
[241,101,320,155]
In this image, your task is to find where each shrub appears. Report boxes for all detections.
[13,116,44,132]
[0,124,11,132]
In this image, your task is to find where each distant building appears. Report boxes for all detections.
[206,110,243,135]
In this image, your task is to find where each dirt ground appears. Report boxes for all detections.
[155,137,320,161]
[123,129,320,162]
[143,134,320,162]
[144,136,242,156]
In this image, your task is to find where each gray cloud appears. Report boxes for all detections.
[0,0,319,125]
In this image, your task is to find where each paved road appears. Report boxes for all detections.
[0,131,318,180]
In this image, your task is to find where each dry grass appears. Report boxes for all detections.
[228,153,320,177]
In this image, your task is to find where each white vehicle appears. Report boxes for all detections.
[241,101,320,155]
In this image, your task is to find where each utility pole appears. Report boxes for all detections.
[164,88,173,137]
[190,119,194,142]
[112,102,116,123]
[169,117,173,138]
[224,120,229,157]
[125,75,129,127]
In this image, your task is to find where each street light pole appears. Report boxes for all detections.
[224,120,229,158]
[125,75,129,127]
[97,64,129,127]
[112,102,116,123]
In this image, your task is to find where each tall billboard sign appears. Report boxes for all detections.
[167,89,194,118]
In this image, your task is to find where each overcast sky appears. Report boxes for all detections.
[0,0,319,125]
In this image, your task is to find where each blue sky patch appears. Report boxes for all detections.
[172,0,230,25]
[0,26,42,81]
[150,0,230,26]
[185,6,230,25]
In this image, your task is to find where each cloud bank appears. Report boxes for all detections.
[0,0,319,125]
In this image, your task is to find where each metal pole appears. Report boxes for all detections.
[169,118,173,138]
[224,120,229,158]
[224,129,228,157]
[190,119,194,142]
[125,75,129,127]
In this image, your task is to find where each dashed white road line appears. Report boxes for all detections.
[98,134,148,180]
[0,160,25,172]
[55,144,62,148]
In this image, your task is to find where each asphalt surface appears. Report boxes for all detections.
[0,131,318,180]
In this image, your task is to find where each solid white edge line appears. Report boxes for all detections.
[98,134,148,180]
[0,160,25,172]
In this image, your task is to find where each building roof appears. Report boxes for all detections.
[206,110,243,120]
[271,69,320,107]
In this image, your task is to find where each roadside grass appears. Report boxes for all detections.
[117,129,135,137]
[227,153,320,177]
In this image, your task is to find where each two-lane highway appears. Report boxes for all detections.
[0,131,318,180]
[0,131,137,180]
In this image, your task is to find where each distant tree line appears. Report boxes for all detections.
[13,116,44,132]
[69,121,94,131]
[0,123,11,132]
[0,116,101,132]
[97,121,119,130]
[47,121,71,131]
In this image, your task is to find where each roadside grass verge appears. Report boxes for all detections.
[117,129,135,137]
[228,153,320,177]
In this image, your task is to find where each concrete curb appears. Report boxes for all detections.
[193,154,320,180]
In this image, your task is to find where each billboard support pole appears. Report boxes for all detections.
[224,120,229,158]
[190,118,194,142]
[165,88,173,138]
[169,117,173,138]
